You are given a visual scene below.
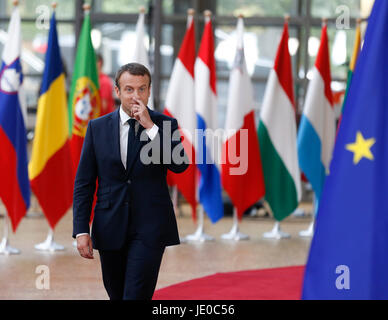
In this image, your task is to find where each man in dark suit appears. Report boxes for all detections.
[73,63,188,300]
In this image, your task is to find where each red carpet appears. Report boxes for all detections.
[154,265,305,300]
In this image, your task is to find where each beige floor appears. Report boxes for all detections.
[0,201,313,300]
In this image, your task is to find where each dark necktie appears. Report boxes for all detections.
[126,118,137,170]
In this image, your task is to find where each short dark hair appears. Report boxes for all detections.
[96,53,103,64]
[115,63,152,89]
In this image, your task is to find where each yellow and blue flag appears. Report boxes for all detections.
[302,0,388,299]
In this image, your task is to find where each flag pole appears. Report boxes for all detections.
[172,185,181,217]
[299,193,315,237]
[26,194,43,218]
[0,209,21,255]
[263,221,291,239]
[299,217,314,237]
[184,165,214,242]
[184,206,214,242]
[262,201,291,239]
[35,226,65,252]
[221,207,250,241]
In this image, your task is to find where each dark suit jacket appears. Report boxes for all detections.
[72,108,188,250]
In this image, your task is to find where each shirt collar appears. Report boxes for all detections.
[119,105,133,125]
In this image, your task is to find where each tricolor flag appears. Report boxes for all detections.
[221,17,265,220]
[164,12,197,220]
[258,21,301,222]
[195,12,223,223]
[337,21,362,132]
[127,8,154,109]
[302,0,388,299]
[29,12,73,229]
[297,23,335,205]
[68,10,101,176]
[0,5,30,231]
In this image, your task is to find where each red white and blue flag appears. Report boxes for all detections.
[0,6,30,231]
[297,24,336,208]
[195,14,223,223]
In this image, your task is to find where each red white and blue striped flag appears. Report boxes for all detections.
[297,24,336,207]
[164,13,198,220]
[195,13,223,223]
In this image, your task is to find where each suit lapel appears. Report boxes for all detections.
[110,109,126,172]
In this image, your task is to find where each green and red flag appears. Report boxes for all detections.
[68,10,101,175]
[258,21,301,221]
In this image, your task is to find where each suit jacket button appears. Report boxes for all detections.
[127,179,131,184]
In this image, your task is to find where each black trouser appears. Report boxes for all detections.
[98,238,165,300]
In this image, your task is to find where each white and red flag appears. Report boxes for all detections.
[221,16,265,220]
[164,11,197,220]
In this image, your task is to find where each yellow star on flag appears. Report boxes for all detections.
[346,131,376,165]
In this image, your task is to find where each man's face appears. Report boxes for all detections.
[115,72,151,115]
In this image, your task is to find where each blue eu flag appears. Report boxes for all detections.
[302,0,388,299]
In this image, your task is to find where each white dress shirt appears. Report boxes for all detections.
[76,106,158,239]
[118,106,159,169]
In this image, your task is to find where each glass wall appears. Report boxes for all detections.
[92,23,139,75]
[216,0,298,16]
[0,0,372,132]
[1,0,75,19]
[93,0,150,14]
[312,0,360,18]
